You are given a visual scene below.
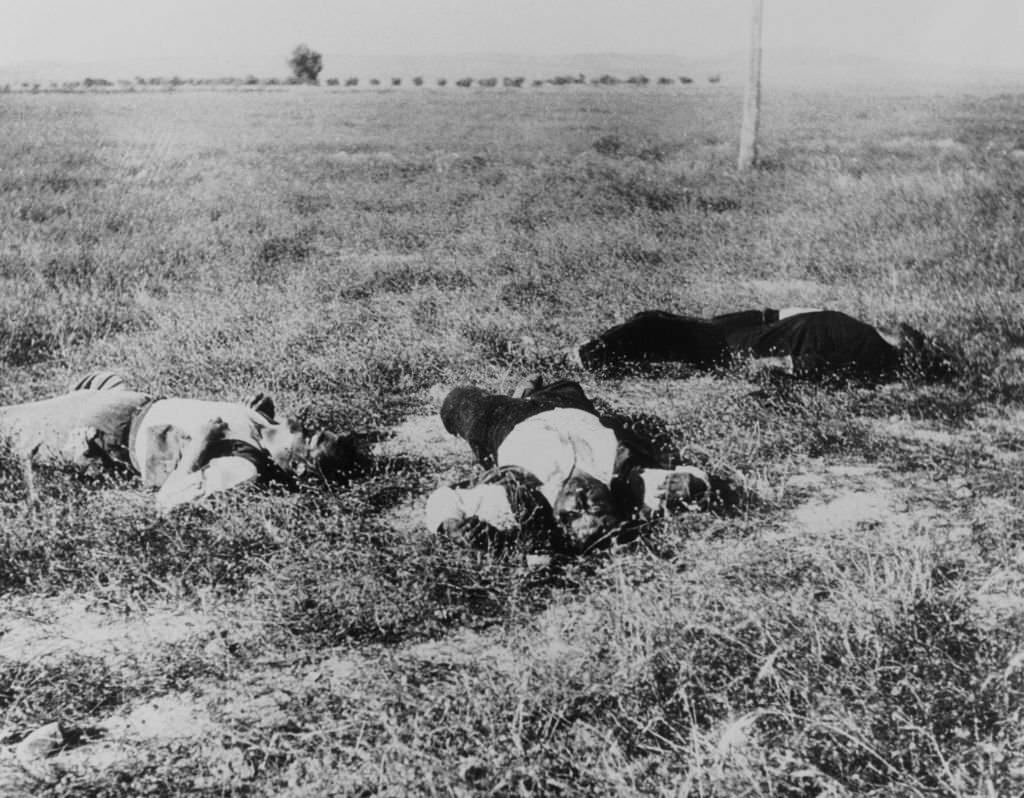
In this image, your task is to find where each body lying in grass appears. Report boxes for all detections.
[576,307,951,381]
[427,376,720,555]
[0,372,362,508]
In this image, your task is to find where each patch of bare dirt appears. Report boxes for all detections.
[106,694,217,740]
[791,486,895,534]
[779,415,1024,634]
[770,463,914,542]
[0,597,217,664]
[0,694,218,792]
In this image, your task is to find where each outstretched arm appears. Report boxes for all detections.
[155,456,259,510]
[632,465,711,515]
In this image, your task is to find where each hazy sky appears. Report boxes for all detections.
[3,0,1023,70]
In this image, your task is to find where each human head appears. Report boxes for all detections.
[881,322,957,381]
[262,418,309,473]
[302,429,367,482]
[439,386,493,436]
[576,338,609,371]
[551,471,624,553]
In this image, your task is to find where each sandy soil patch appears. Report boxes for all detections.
[104,694,217,740]
[777,462,939,542]
[0,597,217,664]
[791,488,894,534]
[0,694,218,792]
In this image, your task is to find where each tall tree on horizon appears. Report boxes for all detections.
[289,44,323,84]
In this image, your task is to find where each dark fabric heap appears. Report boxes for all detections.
[579,308,911,380]
[719,310,901,379]
[578,310,731,371]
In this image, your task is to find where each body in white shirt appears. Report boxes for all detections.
[496,408,619,507]
[132,398,307,509]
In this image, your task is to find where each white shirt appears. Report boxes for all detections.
[496,408,619,506]
[425,408,714,534]
[133,398,300,509]
[424,484,517,533]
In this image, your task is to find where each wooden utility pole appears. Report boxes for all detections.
[738,0,764,171]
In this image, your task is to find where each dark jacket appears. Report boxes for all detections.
[722,310,901,378]
[710,308,781,349]
[578,310,731,371]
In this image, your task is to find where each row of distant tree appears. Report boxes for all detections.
[0,73,723,93]
[283,45,722,88]
[0,44,724,94]
[327,74,722,87]
[283,45,723,88]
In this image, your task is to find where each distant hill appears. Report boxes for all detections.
[2,49,1022,90]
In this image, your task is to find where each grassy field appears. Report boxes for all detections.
[2,84,1024,795]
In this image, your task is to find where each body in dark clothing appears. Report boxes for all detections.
[710,308,782,347]
[578,308,925,381]
[719,310,902,379]
[577,310,731,372]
